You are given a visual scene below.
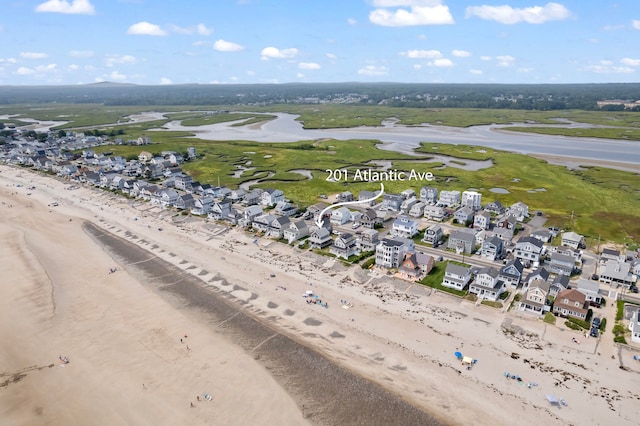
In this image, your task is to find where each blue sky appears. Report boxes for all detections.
[1,0,640,85]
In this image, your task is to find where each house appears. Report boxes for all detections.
[307,202,329,221]
[360,209,381,229]
[401,189,416,200]
[358,190,377,207]
[209,201,236,222]
[499,259,524,288]
[552,245,582,263]
[453,206,474,225]
[391,216,419,239]
[157,189,179,208]
[381,194,403,212]
[469,267,506,301]
[401,197,418,214]
[423,204,446,221]
[175,193,195,210]
[514,236,545,267]
[548,252,576,276]
[138,151,153,162]
[308,227,332,249]
[447,230,476,254]
[261,188,285,207]
[420,186,438,204]
[274,200,298,217]
[601,248,622,263]
[518,278,550,315]
[267,216,290,239]
[230,188,246,203]
[496,215,517,230]
[484,200,505,215]
[330,233,359,260]
[561,231,584,249]
[576,279,602,305]
[331,207,351,225]
[629,307,640,343]
[422,224,443,246]
[461,190,482,210]
[549,274,570,298]
[173,173,193,191]
[337,191,354,202]
[509,202,529,222]
[242,189,262,206]
[481,236,503,260]
[357,229,379,252]
[473,210,491,230]
[438,190,460,207]
[191,196,215,216]
[442,263,472,291]
[492,227,514,243]
[239,205,264,226]
[375,237,415,269]
[599,259,636,287]
[399,252,435,280]
[553,289,589,320]
[530,229,553,244]
[408,201,426,218]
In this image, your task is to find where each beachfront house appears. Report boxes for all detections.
[419,186,438,204]
[469,267,505,301]
[599,259,636,287]
[399,252,435,281]
[267,216,290,239]
[447,230,476,254]
[442,263,472,291]
[357,229,379,253]
[422,224,443,246]
[391,216,419,239]
[191,196,215,216]
[553,289,589,320]
[480,236,503,261]
[330,233,359,260]
[308,227,332,249]
[629,307,640,343]
[518,278,550,316]
[283,220,309,244]
[498,259,524,288]
[375,237,415,269]
[242,189,262,206]
[209,201,236,223]
[238,205,264,226]
[174,193,195,210]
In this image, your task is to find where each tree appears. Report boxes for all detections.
[57,129,67,138]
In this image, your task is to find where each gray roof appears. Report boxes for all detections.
[445,263,471,276]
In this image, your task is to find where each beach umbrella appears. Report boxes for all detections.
[545,394,559,405]
[454,351,463,359]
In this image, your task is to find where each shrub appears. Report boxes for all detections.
[612,324,627,335]
[543,313,556,325]
[614,336,627,344]
[599,318,607,332]
[565,321,582,331]
[481,300,503,308]
[567,317,590,330]
[361,257,376,270]
[499,291,510,300]
[616,300,625,321]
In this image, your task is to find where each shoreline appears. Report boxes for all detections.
[2,165,640,425]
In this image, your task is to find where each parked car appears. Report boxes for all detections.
[592,317,601,328]
[590,326,599,338]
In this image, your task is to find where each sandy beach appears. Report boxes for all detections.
[2,164,640,425]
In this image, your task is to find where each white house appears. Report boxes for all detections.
[469,267,505,301]
[391,216,419,239]
[561,231,584,249]
[375,237,414,269]
[284,220,309,244]
[461,190,482,210]
[331,207,351,225]
[438,190,460,207]
[629,307,640,343]
[442,263,472,291]
[261,188,285,207]
[330,233,359,260]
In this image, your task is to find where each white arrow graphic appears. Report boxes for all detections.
[314,183,385,228]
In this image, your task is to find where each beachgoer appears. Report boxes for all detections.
[180,338,183,343]
[190,402,194,408]
[197,396,200,401]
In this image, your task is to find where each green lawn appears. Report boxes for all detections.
[418,261,470,297]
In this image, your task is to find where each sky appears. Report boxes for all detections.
[1,0,640,86]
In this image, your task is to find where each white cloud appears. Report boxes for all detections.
[326,53,337,60]
[517,67,533,73]
[16,67,35,75]
[168,23,213,35]
[452,49,471,57]
[105,54,136,67]
[299,62,320,70]
[68,50,94,57]
[633,20,640,30]
[465,2,570,25]
[347,18,357,25]
[401,49,442,59]
[603,24,624,31]
[68,64,79,70]
[357,65,389,76]
[107,71,127,81]
[160,77,172,85]
[369,3,454,27]
[297,73,305,78]
[429,58,453,67]
[261,46,298,60]
[213,39,244,52]
[197,24,213,35]
[496,55,515,67]
[469,69,483,75]
[621,57,640,67]
[585,61,634,74]
[36,63,57,72]
[127,21,167,36]
[20,52,48,59]
[480,55,492,61]
[35,0,95,15]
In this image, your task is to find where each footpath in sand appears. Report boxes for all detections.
[1,165,640,426]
